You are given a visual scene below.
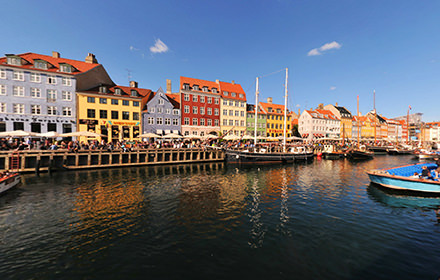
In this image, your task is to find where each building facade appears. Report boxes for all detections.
[180,77,221,137]
[298,109,340,139]
[77,82,152,142]
[324,103,352,139]
[246,104,267,136]
[260,98,292,137]
[219,81,247,136]
[0,52,113,134]
[142,87,181,135]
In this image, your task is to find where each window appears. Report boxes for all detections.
[47,90,56,102]
[60,65,71,73]
[62,91,72,101]
[31,105,41,115]
[13,71,24,81]
[215,98,219,104]
[87,109,96,118]
[30,73,41,83]
[214,119,219,126]
[100,110,107,119]
[0,102,6,113]
[14,104,25,114]
[165,118,171,125]
[229,100,234,106]
[184,105,190,114]
[184,93,190,101]
[122,111,130,120]
[240,111,245,117]
[223,109,228,116]
[207,108,212,115]
[200,107,205,115]
[192,118,198,126]
[150,107,155,113]
[223,100,227,106]
[158,99,164,105]
[231,92,236,97]
[224,91,229,96]
[212,88,217,93]
[13,86,24,96]
[99,98,107,104]
[34,61,47,69]
[235,110,239,116]
[229,110,233,116]
[63,107,72,116]
[183,84,190,90]
[148,117,154,124]
[111,111,118,119]
[207,119,212,126]
[229,120,234,126]
[157,117,163,125]
[184,117,189,125]
[193,95,198,102]
[200,118,205,126]
[207,97,212,104]
[192,106,198,114]
[131,90,138,97]
[133,112,139,120]
[62,77,72,86]
[200,96,205,103]
[0,69,6,79]
[87,97,95,103]
[133,101,139,107]
[111,99,118,105]
[47,106,57,115]
[214,108,219,115]
[240,120,245,126]
[47,75,57,84]
[0,85,6,95]
[166,108,171,114]
[239,93,244,98]
[114,88,122,95]
[122,100,129,106]
[193,85,199,91]
[202,86,208,92]
[223,119,227,126]
[172,119,179,125]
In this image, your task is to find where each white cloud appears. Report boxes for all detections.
[330,86,336,90]
[150,39,169,54]
[129,46,139,52]
[307,41,342,56]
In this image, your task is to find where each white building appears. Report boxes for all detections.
[298,109,340,139]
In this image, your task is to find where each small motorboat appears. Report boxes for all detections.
[0,173,21,195]
[366,163,440,194]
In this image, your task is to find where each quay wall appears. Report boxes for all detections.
[0,148,225,173]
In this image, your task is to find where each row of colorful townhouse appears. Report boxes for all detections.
[298,103,409,141]
[0,51,298,143]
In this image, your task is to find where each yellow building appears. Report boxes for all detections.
[219,81,247,136]
[324,103,353,139]
[260,98,291,137]
[76,83,152,142]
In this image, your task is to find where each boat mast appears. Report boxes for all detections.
[254,77,259,146]
[283,68,288,152]
[373,90,376,144]
[357,95,360,149]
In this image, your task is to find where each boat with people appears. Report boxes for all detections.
[321,144,346,159]
[366,163,440,194]
[414,149,440,160]
[224,68,313,164]
[0,172,21,195]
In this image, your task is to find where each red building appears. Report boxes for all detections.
[180,77,221,137]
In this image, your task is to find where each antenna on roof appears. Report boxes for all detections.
[125,69,133,85]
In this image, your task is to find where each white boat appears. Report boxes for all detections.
[0,173,21,195]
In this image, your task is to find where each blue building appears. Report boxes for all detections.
[142,87,181,135]
[0,51,113,133]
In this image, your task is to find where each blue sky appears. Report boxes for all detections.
[2,0,439,121]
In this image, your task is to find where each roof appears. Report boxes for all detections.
[218,81,246,101]
[180,76,220,94]
[305,109,340,120]
[259,102,287,115]
[81,85,153,99]
[0,52,100,75]
[246,104,267,114]
[335,106,352,116]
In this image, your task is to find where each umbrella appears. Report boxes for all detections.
[36,131,61,138]
[223,134,240,140]
[287,136,304,141]
[59,131,105,137]
[184,135,202,139]
[266,136,279,142]
[0,130,38,137]
[162,133,183,139]
[138,132,161,138]
[242,135,254,140]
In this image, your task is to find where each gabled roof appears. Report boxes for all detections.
[81,84,153,99]
[305,109,340,120]
[246,103,267,114]
[218,81,246,101]
[0,52,100,75]
[180,76,220,94]
[259,102,287,115]
[335,106,352,116]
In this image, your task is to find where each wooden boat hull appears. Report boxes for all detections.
[225,149,314,164]
[0,173,21,195]
[367,146,390,155]
[367,163,440,194]
[347,150,374,160]
[387,149,414,155]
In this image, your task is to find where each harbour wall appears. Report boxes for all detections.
[0,148,225,173]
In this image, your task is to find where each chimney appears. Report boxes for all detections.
[231,80,235,85]
[298,109,301,116]
[335,102,338,107]
[129,81,138,88]
[215,79,219,84]
[318,103,324,110]
[166,79,172,94]
[267,97,273,104]
[52,51,60,58]
[85,53,98,64]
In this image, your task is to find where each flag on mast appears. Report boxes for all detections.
[409,105,412,110]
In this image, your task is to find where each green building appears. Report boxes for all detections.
[246,104,267,137]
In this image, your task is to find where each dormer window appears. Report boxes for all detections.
[239,93,244,98]
[183,83,190,90]
[276,109,281,113]
[202,86,209,92]
[268,107,273,113]
[34,60,48,70]
[6,55,22,66]
[131,90,138,97]
[231,92,236,97]
[59,64,72,73]
[114,88,122,95]
[212,88,218,93]
[99,86,108,93]
[193,85,199,91]
[224,91,229,96]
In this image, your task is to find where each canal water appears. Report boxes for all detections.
[1,155,440,279]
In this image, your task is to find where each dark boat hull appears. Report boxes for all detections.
[225,150,314,164]
[347,150,374,160]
